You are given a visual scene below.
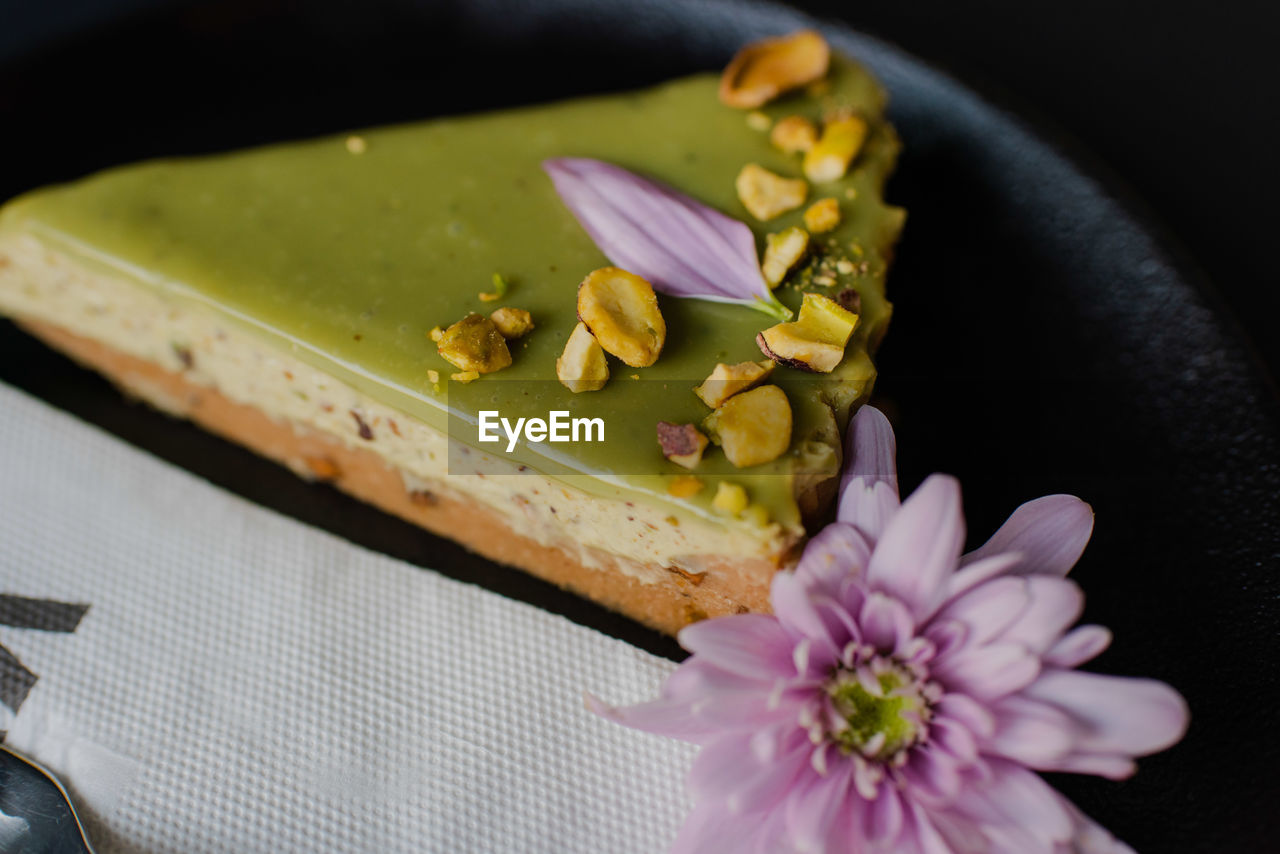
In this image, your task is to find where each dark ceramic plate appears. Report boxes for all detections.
[1,1,1277,850]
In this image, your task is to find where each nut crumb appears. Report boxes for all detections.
[451,370,480,384]
[345,135,367,155]
[746,110,772,131]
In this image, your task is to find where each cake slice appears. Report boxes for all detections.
[0,35,903,633]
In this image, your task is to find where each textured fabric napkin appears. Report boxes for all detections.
[0,382,694,853]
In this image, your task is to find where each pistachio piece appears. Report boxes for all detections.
[702,385,793,468]
[761,226,810,287]
[657,422,710,470]
[695,360,776,408]
[712,481,750,516]
[577,267,666,367]
[757,292,860,373]
[770,115,819,154]
[489,306,535,339]
[436,314,512,374]
[803,115,868,183]
[803,198,841,233]
[556,322,610,393]
[450,370,479,384]
[718,30,831,109]
[736,164,808,222]
[668,475,705,498]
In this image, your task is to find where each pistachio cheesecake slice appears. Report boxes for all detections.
[0,34,903,634]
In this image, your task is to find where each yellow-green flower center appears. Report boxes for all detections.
[827,669,927,760]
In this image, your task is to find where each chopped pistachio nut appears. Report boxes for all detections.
[741,504,772,527]
[757,292,859,373]
[746,110,773,131]
[694,360,775,408]
[804,115,868,183]
[489,306,534,339]
[428,326,444,343]
[450,370,479,384]
[577,266,666,367]
[735,163,808,221]
[668,475,705,498]
[770,115,819,153]
[437,314,512,373]
[657,422,710,470]
[426,369,440,384]
[712,481,750,516]
[556,322,610,393]
[804,198,842,233]
[703,385,793,468]
[761,226,810,288]
[718,29,831,109]
[345,135,367,154]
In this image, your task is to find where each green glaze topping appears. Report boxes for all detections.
[0,54,902,532]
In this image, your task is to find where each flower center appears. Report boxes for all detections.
[826,663,929,761]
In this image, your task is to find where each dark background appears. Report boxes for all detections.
[1,2,1277,852]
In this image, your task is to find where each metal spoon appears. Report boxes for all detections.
[0,743,95,853]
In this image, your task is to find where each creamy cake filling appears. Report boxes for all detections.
[0,231,791,579]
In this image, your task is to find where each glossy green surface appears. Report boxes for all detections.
[1,55,902,530]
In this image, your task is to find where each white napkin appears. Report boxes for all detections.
[0,382,694,853]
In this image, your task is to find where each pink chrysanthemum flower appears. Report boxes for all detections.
[590,406,1188,853]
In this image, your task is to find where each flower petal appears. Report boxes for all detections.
[931,642,1041,701]
[1022,670,1189,759]
[784,760,853,854]
[962,495,1093,577]
[930,576,1030,650]
[941,552,1024,603]
[795,522,873,595]
[983,695,1078,765]
[837,406,900,543]
[934,693,996,739]
[838,481,903,550]
[678,614,795,679]
[771,571,842,670]
[995,576,1084,654]
[867,474,966,621]
[859,591,916,655]
[543,158,788,318]
[1043,625,1112,669]
[670,802,770,854]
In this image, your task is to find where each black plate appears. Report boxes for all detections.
[1,1,1277,850]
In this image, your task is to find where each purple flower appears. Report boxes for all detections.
[589,406,1188,853]
[543,158,792,320]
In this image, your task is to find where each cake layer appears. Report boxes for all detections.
[0,232,792,580]
[0,54,902,534]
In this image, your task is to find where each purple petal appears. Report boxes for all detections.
[1043,625,1112,668]
[770,571,841,669]
[1022,670,1189,759]
[1055,791,1139,854]
[931,642,1042,701]
[903,743,965,803]
[860,785,905,845]
[837,481,902,550]
[983,695,1077,765]
[930,577,1030,650]
[867,475,966,622]
[543,158,783,315]
[934,692,996,739]
[784,761,852,854]
[962,495,1094,577]
[839,406,899,496]
[952,759,1075,846]
[678,614,795,679]
[795,522,873,595]
[995,576,1083,654]
[1035,752,1137,780]
[941,552,1024,602]
[670,802,770,854]
[858,591,916,654]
